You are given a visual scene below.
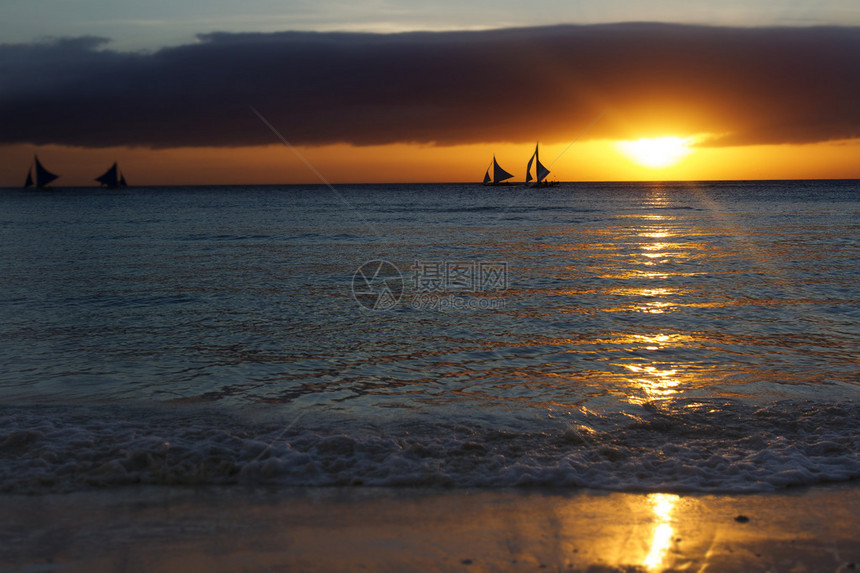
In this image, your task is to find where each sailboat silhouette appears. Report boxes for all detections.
[23,155,60,189]
[525,143,558,187]
[482,156,516,186]
[95,162,128,188]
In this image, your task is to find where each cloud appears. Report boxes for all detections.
[1,24,858,148]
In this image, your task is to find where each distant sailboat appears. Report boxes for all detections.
[23,155,60,189]
[524,143,558,187]
[482,156,515,186]
[95,162,128,188]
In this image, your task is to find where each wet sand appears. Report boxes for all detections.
[1,483,858,572]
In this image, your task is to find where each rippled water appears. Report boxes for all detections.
[1,181,858,492]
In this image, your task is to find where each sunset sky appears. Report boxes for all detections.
[1,1,859,185]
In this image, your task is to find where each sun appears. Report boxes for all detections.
[616,136,695,169]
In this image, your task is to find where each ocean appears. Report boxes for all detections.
[1,180,858,493]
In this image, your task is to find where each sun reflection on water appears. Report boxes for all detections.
[638,333,670,350]
[643,300,672,314]
[624,364,681,401]
[643,493,679,571]
[625,208,685,565]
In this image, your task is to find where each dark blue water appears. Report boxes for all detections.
[1,181,858,492]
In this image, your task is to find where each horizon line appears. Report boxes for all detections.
[3,177,859,190]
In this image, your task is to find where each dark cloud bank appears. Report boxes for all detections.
[1,24,858,148]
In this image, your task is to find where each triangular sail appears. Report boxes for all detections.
[96,162,119,187]
[483,168,491,185]
[492,157,514,183]
[536,159,550,183]
[525,151,535,183]
[34,155,59,188]
[24,169,34,188]
[119,173,127,187]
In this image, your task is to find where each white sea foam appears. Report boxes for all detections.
[1,400,858,494]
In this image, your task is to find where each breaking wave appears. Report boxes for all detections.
[2,399,858,494]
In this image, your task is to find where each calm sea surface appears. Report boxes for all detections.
[1,181,858,492]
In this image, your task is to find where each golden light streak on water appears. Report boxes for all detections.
[643,493,680,571]
[624,364,681,402]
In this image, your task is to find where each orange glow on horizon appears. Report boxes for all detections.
[2,137,859,187]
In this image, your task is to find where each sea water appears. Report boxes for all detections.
[0,181,858,492]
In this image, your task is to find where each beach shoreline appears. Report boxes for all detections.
[2,481,858,572]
